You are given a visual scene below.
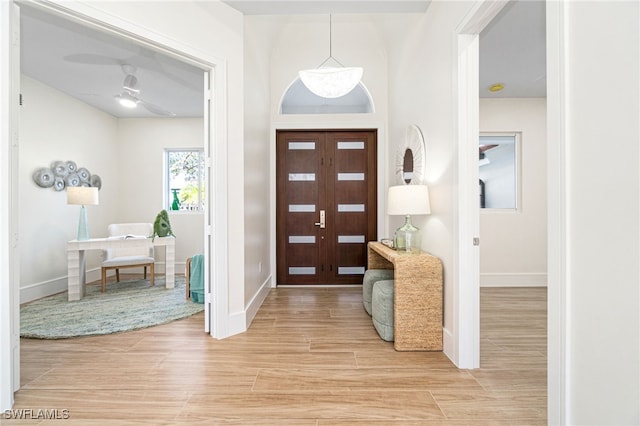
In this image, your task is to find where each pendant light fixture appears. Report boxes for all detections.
[298,15,363,98]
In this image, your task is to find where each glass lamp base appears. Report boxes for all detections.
[394,215,421,252]
[77,205,90,241]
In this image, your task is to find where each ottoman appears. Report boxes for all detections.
[362,269,395,315]
[372,279,394,342]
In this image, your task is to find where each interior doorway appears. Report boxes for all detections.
[4,1,224,402]
[477,0,548,370]
[276,129,377,285]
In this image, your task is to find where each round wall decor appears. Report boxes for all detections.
[395,124,426,185]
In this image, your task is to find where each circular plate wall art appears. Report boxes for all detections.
[32,160,102,191]
[395,124,426,185]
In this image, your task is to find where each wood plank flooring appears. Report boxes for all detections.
[11,286,546,424]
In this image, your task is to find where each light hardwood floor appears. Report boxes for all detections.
[12,285,546,424]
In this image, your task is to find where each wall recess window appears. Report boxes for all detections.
[479,133,519,209]
[280,78,374,114]
[165,149,205,212]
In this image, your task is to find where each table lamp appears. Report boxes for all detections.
[67,186,99,240]
[387,184,431,252]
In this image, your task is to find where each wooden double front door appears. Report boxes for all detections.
[276,130,377,285]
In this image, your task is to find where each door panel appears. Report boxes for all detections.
[277,132,324,284]
[277,130,377,285]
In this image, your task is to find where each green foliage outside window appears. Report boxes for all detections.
[167,150,205,211]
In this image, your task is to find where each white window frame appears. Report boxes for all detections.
[164,148,205,213]
[479,132,521,211]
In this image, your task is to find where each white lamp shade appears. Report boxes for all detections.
[298,66,363,98]
[387,185,431,216]
[67,186,99,206]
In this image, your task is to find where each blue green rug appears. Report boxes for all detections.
[20,277,204,339]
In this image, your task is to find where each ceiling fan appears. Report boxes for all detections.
[114,65,176,117]
[64,52,202,92]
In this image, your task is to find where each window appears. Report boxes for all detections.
[165,149,205,212]
[280,78,374,114]
[479,133,519,209]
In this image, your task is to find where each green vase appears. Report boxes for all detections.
[170,189,181,211]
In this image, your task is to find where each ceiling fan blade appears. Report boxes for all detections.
[63,53,122,65]
[139,100,176,117]
[122,74,140,93]
[132,50,201,91]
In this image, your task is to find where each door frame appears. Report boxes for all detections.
[452,0,510,370]
[270,122,388,287]
[0,0,21,409]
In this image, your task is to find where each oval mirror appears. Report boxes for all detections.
[395,125,426,185]
[403,148,414,184]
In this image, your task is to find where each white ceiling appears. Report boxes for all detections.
[19,1,545,119]
[20,4,205,118]
[480,0,546,98]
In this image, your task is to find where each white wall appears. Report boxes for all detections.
[19,76,119,302]
[243,17,274,313]
[268,14,391,126]
[18,76,205,302]
[479,98,547,287]
[116,118,204,271]
[387,1,474,363]
[548,1,639,424]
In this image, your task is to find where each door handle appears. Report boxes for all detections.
[314,210,326,229]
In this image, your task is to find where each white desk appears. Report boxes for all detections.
[67,237,175,301]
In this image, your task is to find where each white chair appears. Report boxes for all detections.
[101,223,155,292]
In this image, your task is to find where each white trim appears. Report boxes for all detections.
[452,0,510,371]
[479,132,522,211]
[457,0,510,35]
[19,263,187,304]
[210,60,231,339]
[20,277,68,304]
[453,32,481,369]
[480,273,547,287]
[245,275,273,326]
[442,327,454,358]
[202,69,212,334]
[0,0,20,411]
[225,311,247,337]
[546,1,569,424]
[10,0,20,398]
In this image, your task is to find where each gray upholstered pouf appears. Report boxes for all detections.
[372,279,394,342]
[362,269,394,316]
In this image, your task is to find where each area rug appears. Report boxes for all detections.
[20,277,204,339]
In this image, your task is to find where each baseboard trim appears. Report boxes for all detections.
[245,275,273,327]
[480,273,547,287]
[20,276,68,304]
[20,262,180,304]
[442,327,454,364]
[220,275,274,338]
[21,267,105,303]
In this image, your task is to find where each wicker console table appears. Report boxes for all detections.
[367,241,443,351]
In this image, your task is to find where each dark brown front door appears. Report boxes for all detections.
[276,129,377,285]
